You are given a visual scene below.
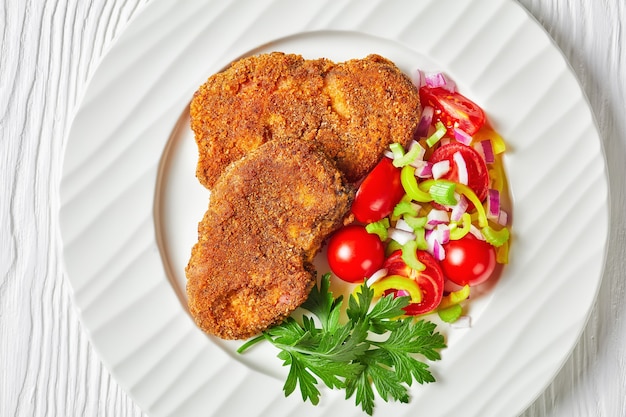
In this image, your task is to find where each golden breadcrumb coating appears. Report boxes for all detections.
[186,138,354,340]
[190,52,421,188]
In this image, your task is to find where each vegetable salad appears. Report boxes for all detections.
[327,69,511,324]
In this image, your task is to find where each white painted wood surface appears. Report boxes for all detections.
[1,0,624,416]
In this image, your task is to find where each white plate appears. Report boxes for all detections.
[60,1,609,416]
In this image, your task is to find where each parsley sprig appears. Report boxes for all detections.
[237,273,446,415]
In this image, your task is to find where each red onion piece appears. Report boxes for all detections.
[412,68,424,88]
[498,209,509,226]
[413,161,433,178]
[433,241,446,261]
[453,151,469,185]
[435,224,451,244]
[415,106,434,138]
[388,228,415,245]
[469,225,485,240]
[450,194,468,221]
[424,72,457,92]
[410,158,425,170]
[367,268,388,285]
[424,72,445,87]
[453,127,473,146]
[432,160,450,180]
[427,232,446,261]
[395,289,411,298]
[426,209,449,230]
[395,218,413,233]
[487,189,500,219]
[480,139,495,163]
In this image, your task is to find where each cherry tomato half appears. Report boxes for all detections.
[429,142,489,204]
[402,274,441,316]
[327,225,385,283]
[440,234,496,286]
[419,86,486,136]
[351,158,405,223]
[383,250,444,315]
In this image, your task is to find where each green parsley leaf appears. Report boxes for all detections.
[370,318,445,385]
[345,365,376,415]
[345,281,374,323]
[282,351,321,404]
[300,271,343,332]
[238,273,446,415]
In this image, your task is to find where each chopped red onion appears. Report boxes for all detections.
[498,209,509,226]
[427,232,446,261]
[410,157,425,169]
[424,72,457,92]
[435,224,451,244]
[480,139,495,163]
[415,105,434,138]
[453,127,473,146]
[395,218,414,233]
[432,160,450,179]
[424,72,445,87]
[426,209,449,229]
[487,189,500,220]
[450,194,468,221]
[367,268,388,285]
[413,160,433,178]
[387,228,415,245]
[395,289,411,298]
[433,241,446,261]
[412,68,424,88]
[453,151,468,185]
[469,225,485,240]
[410,158,425,170]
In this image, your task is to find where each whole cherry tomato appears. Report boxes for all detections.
[429,142,490,204]
[440,234,496,286]
[419,86,485,136]
[327,225,385,283]
[351,158,405,223]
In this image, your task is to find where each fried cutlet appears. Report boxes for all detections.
[190,53,421,189]
[185,137,355,340]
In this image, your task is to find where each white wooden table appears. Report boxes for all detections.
[2,0,625,416]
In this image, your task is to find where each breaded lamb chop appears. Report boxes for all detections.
[185,137,354,340]
[190,52,421,188]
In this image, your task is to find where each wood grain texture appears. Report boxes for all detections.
[1,0,624,416]
[1,1,149,416]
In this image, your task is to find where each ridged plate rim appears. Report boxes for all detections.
[60,1,609,416]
